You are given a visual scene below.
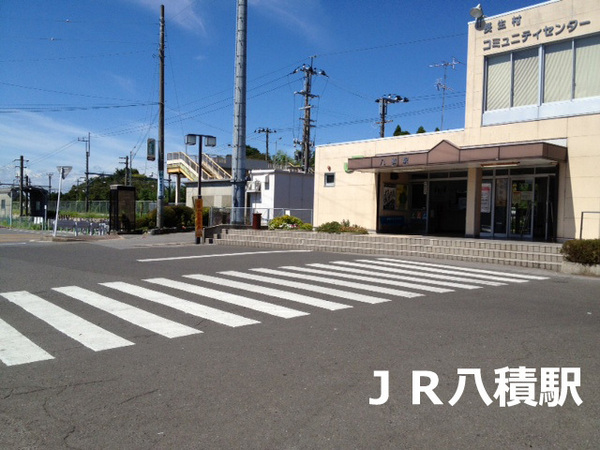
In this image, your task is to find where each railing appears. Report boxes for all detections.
[580,211,600,239]
[167,152,230,181]
[205,207,313,227]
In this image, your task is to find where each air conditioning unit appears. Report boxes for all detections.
[246,180,261,192]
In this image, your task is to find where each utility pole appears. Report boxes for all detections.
[119,156,129,185]
[157,4,166,229]
[78,133,90,212]
[232,0,247,224]
[375,95,409,138]
[255,128,276,162]
[293,57,327,173]
[19,156,24,216]
[430,57,461,131]
[47,173,53,196]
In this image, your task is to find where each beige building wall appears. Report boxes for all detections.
[314,0,600,239]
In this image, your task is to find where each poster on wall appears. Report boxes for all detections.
[383,184,409,211]
[481,182,492,213]
[383,184,396,210]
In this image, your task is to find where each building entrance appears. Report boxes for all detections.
[481,172,556,241]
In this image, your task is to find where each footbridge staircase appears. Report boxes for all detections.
[167,152,230,183]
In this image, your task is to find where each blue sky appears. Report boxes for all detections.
[0,0,544,191]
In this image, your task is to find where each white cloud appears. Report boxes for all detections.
[249,0,329,45]
[127,0,207,34]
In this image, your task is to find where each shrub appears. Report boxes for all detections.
[138,205,196,230]
[299,223,313,231]
[316,221,343,233]
[268,215,305,230]
[561,239,600,266]
[316,220,368,234]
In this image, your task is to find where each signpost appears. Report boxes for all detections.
[52,166,72,237]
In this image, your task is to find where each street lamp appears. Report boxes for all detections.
[185,134,216,244]
[52,166,72,237]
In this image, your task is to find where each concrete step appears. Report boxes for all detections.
[213,229,563,271]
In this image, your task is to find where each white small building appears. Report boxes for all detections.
[246,169,314,224]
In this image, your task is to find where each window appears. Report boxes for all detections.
[512,48,538,107]
[575,35,600,99]
[484,33,600,124]
[544,41,572,102]
[324,173,335,187]
[486,54,511,110]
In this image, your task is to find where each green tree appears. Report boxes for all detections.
[393,125,410,136]
[416,126,426,134]
[246,145,267,160]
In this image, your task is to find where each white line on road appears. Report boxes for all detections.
[254,267,424,298]
[221,270,391,304]
[0,291,134,351]
[184,273,352,311]
[0,317,54,366]
[101,282,259,327]
[365,260,528,283]
[282,265,453,293]
[137,249,311,263]
[377,258,550,280]
[331,261,505,286]
[53,286,202,339]
[145,278,309,319]
[306,263,481,290]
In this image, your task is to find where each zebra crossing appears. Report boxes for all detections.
[0,258,549,367]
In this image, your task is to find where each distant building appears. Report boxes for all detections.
[314,0,600,241]
[246,169,314,224]
[0,186,48,218]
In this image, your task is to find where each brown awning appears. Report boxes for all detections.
[347,140,567,172]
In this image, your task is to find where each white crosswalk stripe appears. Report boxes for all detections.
[0,291,134,351]
[1,258,551,367]
[280,265,454,293]
[251,268,424,298]
[0,317,54,366]
[101,281,259,327]
[333,261,506,286]
[363,259,528,283]
[53,286,202,338]
[377,258,550,280]
[183,273,352,311]
[144,278,309,319]
[306,263,482,290]
[221,270,391,304]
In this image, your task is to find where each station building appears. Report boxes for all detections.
[314,0,600,241]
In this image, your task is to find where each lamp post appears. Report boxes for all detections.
[52,166,72,237]
[185,134,216,244]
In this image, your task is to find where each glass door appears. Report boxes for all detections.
[510,179,534,239]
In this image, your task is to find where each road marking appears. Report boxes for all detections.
[363,259,528,283]
[221,271,390,304]
[0,317,54,366]
[377,258,550,280]
[101,282,259,327]
[253,267,424,298]
[137,249,311,263]
[184,273,352,311]
[145,278,309,319]
[53,286,202,339]
[282,265,453,293]
[0,291,134,351]
[331,261,506,286]
[306,263,481,290]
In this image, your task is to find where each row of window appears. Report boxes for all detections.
[485,33,600,111]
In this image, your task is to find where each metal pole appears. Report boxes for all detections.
[232,0,247,224]
[157,4,165,229]
[53,169,64,237]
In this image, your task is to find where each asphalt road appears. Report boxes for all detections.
[1,231,599,449]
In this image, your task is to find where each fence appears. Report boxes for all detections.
[44,201,157,217]
[205,207,313,227]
